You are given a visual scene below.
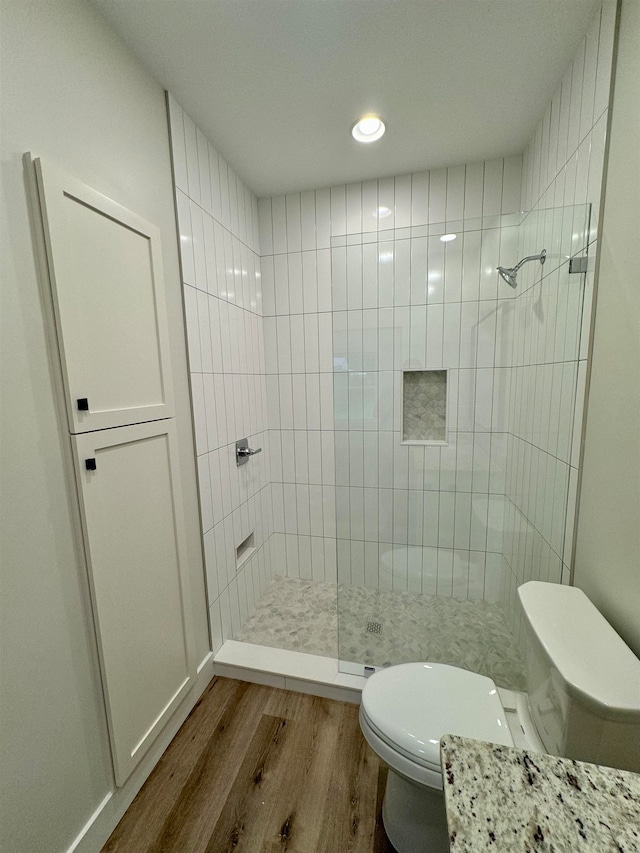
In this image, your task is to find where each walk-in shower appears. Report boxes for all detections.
[234,199,592,696]
[497,248,547,288]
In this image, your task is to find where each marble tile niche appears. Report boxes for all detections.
[402,370,447,442]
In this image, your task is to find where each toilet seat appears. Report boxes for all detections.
[360,704,445,788]
[360,662,514,789]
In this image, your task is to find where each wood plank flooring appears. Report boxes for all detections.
[102,677,395,853]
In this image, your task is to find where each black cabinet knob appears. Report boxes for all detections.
[77,398,89,411]
[85,458,97,471]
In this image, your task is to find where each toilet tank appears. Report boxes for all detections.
[518,581,640,772]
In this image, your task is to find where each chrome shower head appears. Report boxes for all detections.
[497,266,518,288]
[497,249,547,289]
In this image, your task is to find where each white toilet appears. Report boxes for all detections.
[359,581,640,853]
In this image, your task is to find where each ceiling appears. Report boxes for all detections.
[92,0,601,198]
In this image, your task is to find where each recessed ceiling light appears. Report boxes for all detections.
[377,206,391,218]
[352,115,386,143]
[440,233,457,242]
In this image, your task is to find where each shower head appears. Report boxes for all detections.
[497,249,547,289]
[497,266,518,288]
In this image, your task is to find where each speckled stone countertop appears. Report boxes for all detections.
[440,734,640,851]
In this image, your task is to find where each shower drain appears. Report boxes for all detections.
[366,621,383,635]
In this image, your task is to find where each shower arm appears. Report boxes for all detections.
[512,250,547,273]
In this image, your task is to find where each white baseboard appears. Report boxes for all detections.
[65,652,216,853]
[66,793,113,853]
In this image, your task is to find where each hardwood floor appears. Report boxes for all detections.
[102,677,396,853]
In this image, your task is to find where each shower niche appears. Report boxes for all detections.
[401,369,447,444]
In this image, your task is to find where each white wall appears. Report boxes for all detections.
[0,2,210,851]
[259,158,522,600]
[500,0,617,633]
[167,97,273,650]
[574,0,640,655]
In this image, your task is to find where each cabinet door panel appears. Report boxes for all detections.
[72,420,194,785]
[33,156,173,432]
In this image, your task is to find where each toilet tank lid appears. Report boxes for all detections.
[518,582,640,715]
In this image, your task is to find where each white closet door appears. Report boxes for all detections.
[72,420,195,785]
[32,155,174,433]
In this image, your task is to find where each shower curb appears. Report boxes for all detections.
[213,640,365,704]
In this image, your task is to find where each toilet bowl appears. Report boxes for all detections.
[359,663,519,852]
[359,581,640,853]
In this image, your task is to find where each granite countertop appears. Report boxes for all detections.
[440,734,640,852]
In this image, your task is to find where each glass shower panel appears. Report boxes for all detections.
[500,203,591,629]
[333,205,590,689]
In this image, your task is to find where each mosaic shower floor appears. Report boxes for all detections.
[235,575,526,691]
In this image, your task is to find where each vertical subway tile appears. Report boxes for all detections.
[464,162,484,220]
[411,172,429,226]
[346,244,363,310]
[209,145,222,224]
[361,179,379,233]
[410,237,428,306]
[288,252,304,314]
[315,188,331,249]
[274,254,290,315]
[218,158,231,231]
[300,190,316,251]
[501,155,522,213]
[429,168,447,225]
[378,242,394,308]
[285,193,302,253]
[167,97,188,194]
[436,548,453,597]
[346,182,362,234]
[426,303,444,369]
[176,190,195,285]
[330,185,347,236]
[444,235,462,303]
[271,195,287,255]
[316,249,332,312]
[394,240,411,307]
[446,165,465,222]
[183,112,200,204]
[395,174,412,228]
[229,169,240,238]
[482,159,503,217]
[258,197,274,256]
[378,177,395,230]
[197,128,212,213]
[427,236,444,304]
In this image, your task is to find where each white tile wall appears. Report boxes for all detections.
[168,95,273,654]
[501,0,616,635]
[260,157,523,602]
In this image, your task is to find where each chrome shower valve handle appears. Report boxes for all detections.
[237,446,261,457]
[235,438,262,466]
